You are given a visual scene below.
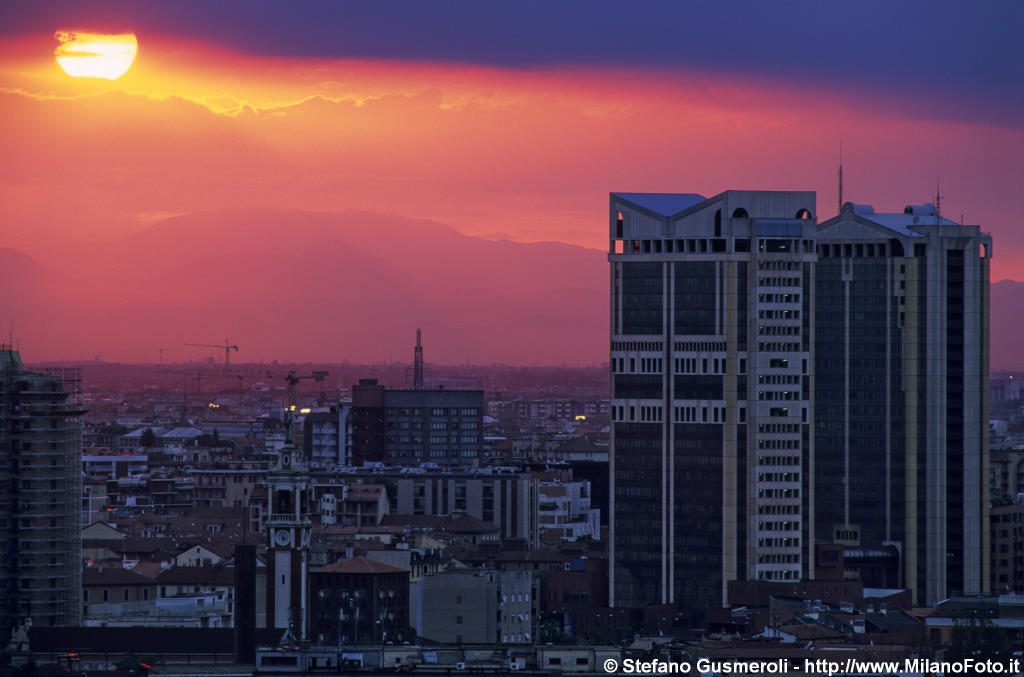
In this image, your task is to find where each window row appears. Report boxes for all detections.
[758,325,800,336]
[757,472,800,483]
[758,374,800,385]
[758,521,800,532]
[758,390,802,401]
[758,439,801,450]
[758,423,801,433]
[758,293,800,304]
[758,554,800,564]
[614,238,730,255]
[758,504,800,515]
[612,341,663,352]
[612,356,663,374]
[758,488,800,498]
[757,537,800,548]
[674,341,727,352]
[639,405,662,422]
[673,356,734,374]
[673,405,735,424]
[759,342,802,352]
[757,276,802,287]
[818,242,889,258]
[757,261,801,271]
[758,455,800,466]
[757,309,800,320]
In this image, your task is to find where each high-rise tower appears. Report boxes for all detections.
[815,201,991,605]
[608,191,817,615]
[0,347,83,643]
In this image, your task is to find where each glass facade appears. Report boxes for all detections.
[815,209,990,605]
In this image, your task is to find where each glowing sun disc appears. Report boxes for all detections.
[55,31,138,80]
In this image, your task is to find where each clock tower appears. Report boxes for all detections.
[266,437,312,642]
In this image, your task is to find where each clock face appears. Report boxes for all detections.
[281,453,291,468]
[275,530,292,547]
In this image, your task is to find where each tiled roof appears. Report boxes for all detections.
[83,565,154,586]
[313,556,408,575]
[155,565,235,585]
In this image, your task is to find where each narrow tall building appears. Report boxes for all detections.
[815,201,991,605]
[0,347,83,640]
[608,191,817,614]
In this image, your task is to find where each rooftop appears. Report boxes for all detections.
[612,192,706,217]
[830,201,962,237]
[313,556,408,575]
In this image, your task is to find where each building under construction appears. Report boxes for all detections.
[0,346,83,645]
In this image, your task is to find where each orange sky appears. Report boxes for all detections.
[1,28,1023,362]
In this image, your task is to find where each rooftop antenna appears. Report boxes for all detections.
[934,175,943,223]
[413,328,424,390]
[837,141,844,215]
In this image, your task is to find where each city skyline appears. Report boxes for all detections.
[1,2,1022,365]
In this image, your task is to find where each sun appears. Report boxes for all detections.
[54,31,138,80]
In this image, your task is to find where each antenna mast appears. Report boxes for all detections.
[837,141,844,215]
[413,329,424,391]
[935,175,942,223]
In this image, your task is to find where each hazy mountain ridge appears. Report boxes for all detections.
[2,209,607,364]
[990,280,1024,371]
[4,217,1021,366]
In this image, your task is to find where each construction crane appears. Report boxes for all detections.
[282,370,328,445]
[185,339,239,368]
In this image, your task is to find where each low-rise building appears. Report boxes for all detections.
[415,569,534,644]
[309,556,410,645]
[537,479,600,542]
[991,498,1024,593]
[303,403,352,468]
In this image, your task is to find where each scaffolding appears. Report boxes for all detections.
[0,349,84,641]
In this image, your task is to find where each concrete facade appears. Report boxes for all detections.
[416,569,533,644]
[608,191,817,614]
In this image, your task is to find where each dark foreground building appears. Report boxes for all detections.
[0,347,83,642]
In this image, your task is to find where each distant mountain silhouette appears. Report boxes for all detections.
[3,213,1021,367]
[0,248,62,345]
[3,209,607,364]
[990,279,1024,371]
